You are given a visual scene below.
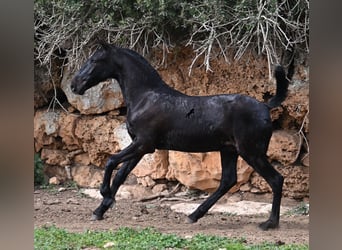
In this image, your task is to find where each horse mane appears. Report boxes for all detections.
[96,41,162,82]
[120,47,163,82]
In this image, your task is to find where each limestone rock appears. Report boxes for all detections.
[74,116,123,166]
[250,164,309,198]
[61,68,124,115]
[281,165,309,198]
[239,182,252,192]
[113,122,132,149]
[167,151,221,192]
[229,157,254,193]
[167,152,254,193]
[250,172,272,193]
[267,130,301,165]
[34,110,62,151]
[137,176,156,187]
[40,149,67,165]
[71,165,103,188]
[49,176,60,185]
[283,84,309,133]
[58,112,81,150]
[133,151,169,179]
[116,184,153,200]
[44,164,68,182]
[112,123,170,180]
[74,153,91,165]
[152,184,168,194]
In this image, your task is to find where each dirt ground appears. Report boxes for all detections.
[34,185,309,246]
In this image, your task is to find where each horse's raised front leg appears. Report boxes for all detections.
[92,142,145,220]
[187,147,238,223]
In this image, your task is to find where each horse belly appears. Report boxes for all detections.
[156,131,228,152]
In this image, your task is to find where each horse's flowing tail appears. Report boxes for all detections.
[267,60,294,109]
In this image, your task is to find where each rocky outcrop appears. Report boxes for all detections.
[267,130,302,166]
[61,68,124,115]
[166,152,253,193]
[250,164,309,199]
[34,48,309,199]
[166,152,222,192]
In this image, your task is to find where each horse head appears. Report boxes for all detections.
[71,42,119,95]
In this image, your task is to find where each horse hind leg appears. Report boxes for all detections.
[242,153,284,230]
[187,147,238,223]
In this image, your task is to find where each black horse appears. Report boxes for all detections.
[71,41,294,230]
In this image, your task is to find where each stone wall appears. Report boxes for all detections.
[34,47,309,199]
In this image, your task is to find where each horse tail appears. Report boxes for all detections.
[267,59,294,109]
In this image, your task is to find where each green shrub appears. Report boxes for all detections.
[34,0,309,74]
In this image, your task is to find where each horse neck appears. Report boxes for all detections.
[116,65,167,109]
[113,49,183,110]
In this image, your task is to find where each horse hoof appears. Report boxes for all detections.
[186,217,197,224]
[91,214,104,221]
[259,220,279,230]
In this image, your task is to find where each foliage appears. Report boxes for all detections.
[34,225,308,250]
[34,152,46,186]
[34,0,309,74]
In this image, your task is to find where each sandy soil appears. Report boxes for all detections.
[34,185,309,246]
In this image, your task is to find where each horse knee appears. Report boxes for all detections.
[100,184,111,197]
[105,156,119,170]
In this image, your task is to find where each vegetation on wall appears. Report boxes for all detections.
[34,0,309,74]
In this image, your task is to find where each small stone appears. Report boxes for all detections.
[49,177,60,185]
[137,176,156,187]
[43,200,61,205]
[66,198,80,205]
[250,187,262,193]
[67,106,77,112]
[240,183,251,192]
[103,242,116,248]
[152,184,167,194]
[58,187,66,192]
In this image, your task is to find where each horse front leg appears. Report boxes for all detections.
[92,142,144,220]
